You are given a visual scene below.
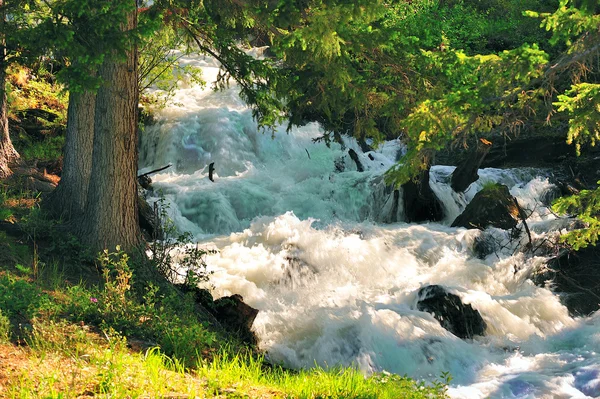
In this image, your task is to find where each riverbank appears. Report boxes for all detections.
[0,187,448,398]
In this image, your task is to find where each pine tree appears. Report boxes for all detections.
[0,0,20,179]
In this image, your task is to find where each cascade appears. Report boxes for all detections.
[139,53,600,399]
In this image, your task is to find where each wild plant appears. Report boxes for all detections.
[147,197,215,288]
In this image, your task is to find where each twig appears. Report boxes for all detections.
[513,198,533,250]
[557,271,600,303]
[137,164,172,178]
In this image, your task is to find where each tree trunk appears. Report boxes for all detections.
[77,7,141,252]
[44,91,95,218]
[0,0,19,180]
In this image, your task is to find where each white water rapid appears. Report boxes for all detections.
[139,53,600,399]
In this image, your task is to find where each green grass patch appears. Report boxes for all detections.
[19,135,65,162]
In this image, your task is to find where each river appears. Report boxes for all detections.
[138,53,600,399]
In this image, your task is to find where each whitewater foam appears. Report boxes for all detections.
[139,53,600,398]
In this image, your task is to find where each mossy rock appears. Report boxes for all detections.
[451,183,519,230]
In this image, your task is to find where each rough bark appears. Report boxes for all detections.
[451,138,492,192]
[0,0,19,180]
[77,7,141,252]
[44,91,96,218]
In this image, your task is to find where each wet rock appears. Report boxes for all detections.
[214,294,259,345]
[416,285,487,339]
[451,184,519,230]
[334,157,345,173]
[371,176,401,223]
[357,139,373,153]
[451,138,492,192]
[138,174,152,190]
[176,284,216,312]
[138,196,162,240]
[348,149,364,172]
[536,245,600,316]
[402,168,444,223]
[473,233,498,259]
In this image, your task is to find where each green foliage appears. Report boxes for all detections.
[98,247,133,314]
[0,309,11,343]
[56,247,217,365]
[19,135,65,161]
[6,65,68,121]
[138,24,205,107]
[555,83,600,155]
[149,198,215,288]
[553,184,600,249]
[0,190,13,221]
[0,273,46,319]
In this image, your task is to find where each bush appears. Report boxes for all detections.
[0,309,10,343]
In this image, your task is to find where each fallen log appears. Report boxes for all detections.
[137,164,172,189]
[137,164,172,179]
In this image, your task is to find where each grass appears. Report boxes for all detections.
[7,63,68,163]
[7,64,68,122]
[2,320,448,398]
[19,135,65,162]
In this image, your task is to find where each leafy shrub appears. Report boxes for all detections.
[0,273,45,319]
[148,198,215,288]
[0,309,10,342]
[0,190,13,221]
[19,135,65,162]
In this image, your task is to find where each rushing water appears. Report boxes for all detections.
[139,53,600,399]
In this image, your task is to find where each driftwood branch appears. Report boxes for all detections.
[137,164,172,178]
[513,198,533,249]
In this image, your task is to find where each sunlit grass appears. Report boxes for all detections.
[4,323,448,398]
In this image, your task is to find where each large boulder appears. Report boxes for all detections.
[535,245,600,316]
[451,184,519,230]
[214,294,259,345]
[402,168,444,223]
[348,149,364,172]
[451,138,492,192]
[416,285,487,339]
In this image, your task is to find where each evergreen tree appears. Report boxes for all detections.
[0,0,23,178]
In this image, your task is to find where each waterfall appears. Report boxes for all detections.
[139,53,600,399]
